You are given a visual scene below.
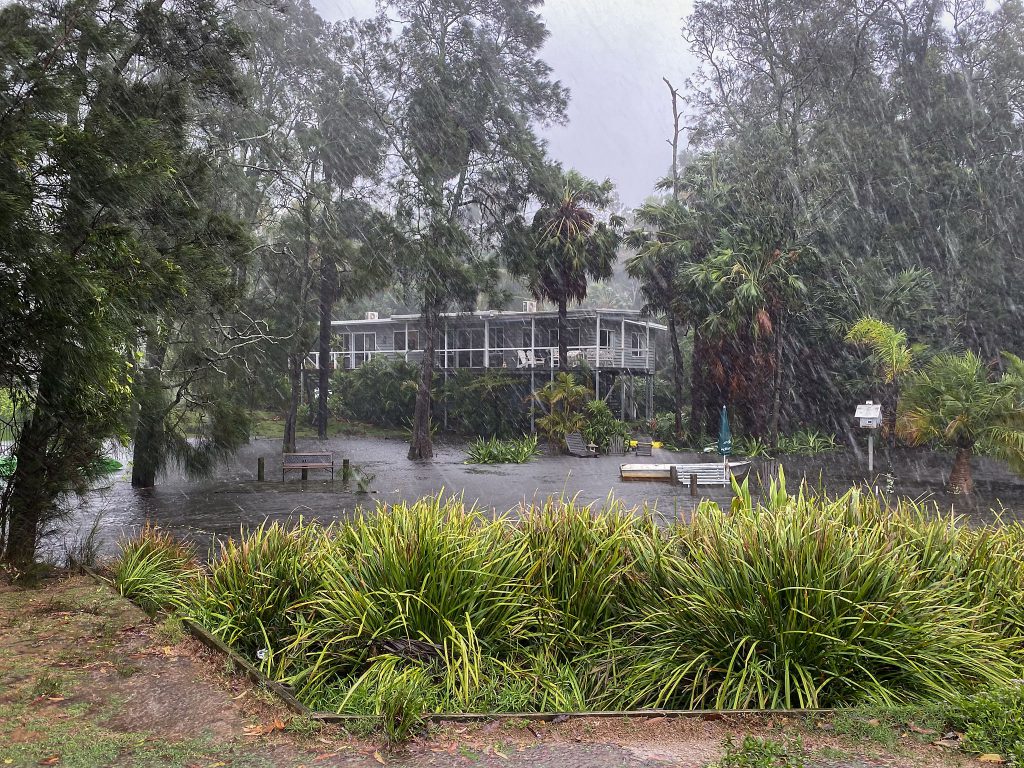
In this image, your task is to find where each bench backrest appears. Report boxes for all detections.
[283,453,333,466]
[564,432,593,457]
[608,435,625,455]
[672,463,726,485]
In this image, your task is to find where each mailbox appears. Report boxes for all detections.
[855,401,882,430]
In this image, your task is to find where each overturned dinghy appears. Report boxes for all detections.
[620,461,751,485]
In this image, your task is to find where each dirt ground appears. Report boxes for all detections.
[0,574,974,768]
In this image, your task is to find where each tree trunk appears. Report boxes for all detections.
[316,253,336,439]
[947,445,974,495]
[667,315,685,439]
[557,298,569,373]
[284,353,301,454]
[131,342,168,488]
[768,322,785,448]
[2,411,51,568]
[690,328,706,437]
[409,308,437,460]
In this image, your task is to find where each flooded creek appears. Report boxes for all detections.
[53,435,1024,559]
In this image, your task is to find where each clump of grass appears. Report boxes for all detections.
[776,429,838,455]
[954,684,1024,764]
[465,435,539,464]
[711,736,805,768]
[111,525,197,616]
[111,476,1024,741]
[154,616,185,645]
[618,474,1016,709]
[188,521,322,675]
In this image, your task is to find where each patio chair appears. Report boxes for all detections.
[565,432,597,457]
[635,436,654,456]
[516,349,543,368]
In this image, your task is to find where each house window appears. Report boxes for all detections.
[488,326,506,349]
[631,332,643,357]
[600,329,613,348]
[352,332,375,365]
[522,329,532,348]
[395,330,420,350]
[547,328,559,347]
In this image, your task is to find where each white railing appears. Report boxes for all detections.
[308,346,653,371]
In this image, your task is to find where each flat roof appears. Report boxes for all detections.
[332,308,667,331]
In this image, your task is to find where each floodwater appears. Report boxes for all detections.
[54,435,1024,560]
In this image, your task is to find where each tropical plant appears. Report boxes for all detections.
[846,317,924,439]
[898,351,1024,494]
[532,373,590,452]
[465,435,539,465]
[580,400,631,452]
[505,170,623,371]
[776,429,839,456]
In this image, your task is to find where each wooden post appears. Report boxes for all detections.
[257,457,265,482]
[342,458,350,483]
[690,474,698,497]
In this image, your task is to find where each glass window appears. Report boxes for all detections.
[600,328,613,347]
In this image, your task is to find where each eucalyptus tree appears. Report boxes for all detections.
[0,0,247,565]
[349,0,567,460]
[225,1,386,450]
[505,170,622,372]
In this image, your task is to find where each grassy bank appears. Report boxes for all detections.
[112,471,1024,741]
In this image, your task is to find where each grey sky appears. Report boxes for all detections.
[312,0,697,206]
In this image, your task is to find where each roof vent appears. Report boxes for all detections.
[522,300,537,313]
[365,311,378,321]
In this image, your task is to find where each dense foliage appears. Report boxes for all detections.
[115,474,1024,730]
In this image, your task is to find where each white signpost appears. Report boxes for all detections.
[854,400,883,473]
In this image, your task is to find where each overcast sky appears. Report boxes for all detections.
[312,0,697,206]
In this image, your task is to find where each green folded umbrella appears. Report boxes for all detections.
[718,405,732,457]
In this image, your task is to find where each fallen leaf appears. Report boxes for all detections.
[243,717,287,737]
[313,754,338,761]
[38,757,60,766]
[373,750,385,765]
[47,697,65,703]
[866,718,881,726]
[979,756,1004,764]
[907,722,935,735]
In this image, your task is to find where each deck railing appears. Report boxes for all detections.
[306,346,653,372]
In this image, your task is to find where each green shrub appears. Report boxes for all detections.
[580,400,630,452]
[330,357,420,428]
[955,685,1024,764]
[112,525,197,615]
[465,435,539,464]
[444,369,529,438]
[776,429,838,455]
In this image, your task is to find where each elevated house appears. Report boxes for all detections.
[310,302,664,424]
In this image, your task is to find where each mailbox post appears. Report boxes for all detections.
[854,400,883,473]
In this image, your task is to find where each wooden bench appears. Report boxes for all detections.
[670,461,751,486]
[635,437,654,456]
[282,452,334,480]
[565,432,597,457]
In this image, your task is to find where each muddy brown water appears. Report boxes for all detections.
[52,435,1024,559]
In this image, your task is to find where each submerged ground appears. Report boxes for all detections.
[0,572,975,767]
[57,433,1024,559]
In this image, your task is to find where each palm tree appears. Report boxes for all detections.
[897,351,1024,494]
[505,170,622,371]
[845,317,924,440]
[626,200,695,439]
[686,237,809,443]
[532,372,589,453]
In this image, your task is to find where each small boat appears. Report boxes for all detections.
[620,460,752,485]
